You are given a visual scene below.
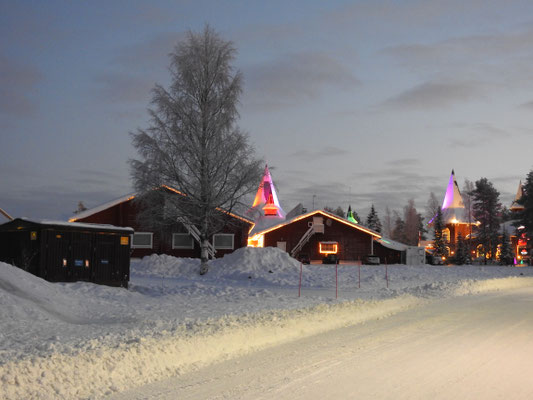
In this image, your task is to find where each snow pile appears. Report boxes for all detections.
[210,246,302,283]
[1,247,533,399]
[132,253,200,277]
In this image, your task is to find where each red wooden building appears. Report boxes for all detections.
[69,189,254,259]
[248,209,388,262]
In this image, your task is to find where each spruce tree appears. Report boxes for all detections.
[499,228,514,266]
[518,170,533,239]
[366,204,382,233]
[454,233,469,265]
[433,207,447,259]
[417,212,427,241]
[472,178,501,264]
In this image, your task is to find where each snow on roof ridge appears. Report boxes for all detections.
[69,187,254,225]
[251,208,381,238]
[17,217,133,231]
[69,193,136,222]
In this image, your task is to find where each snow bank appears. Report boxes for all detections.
[2,247,533,399]
[1,294,424,399]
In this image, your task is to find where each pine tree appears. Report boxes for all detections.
[366,204,382,233]
[334,206,345,218]
[453,233,469,265]
[417,212,427,241]
[518,170,533,239]
[499,228,514,266]
[472,178,501,264]
[346,205,358,223]
[391,211,407,244]
[403,199,420,246]
[462,179,475,259]
[352,209,361,223]
[433,207,447,259]
[324,206,345,218]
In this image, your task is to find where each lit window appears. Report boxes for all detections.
[213,234,234,250]
[172,233,194,249]
[131,232,153,249]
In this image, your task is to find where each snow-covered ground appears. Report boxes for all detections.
[1,247,533,399]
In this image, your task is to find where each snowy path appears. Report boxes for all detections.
[110,287,533,400]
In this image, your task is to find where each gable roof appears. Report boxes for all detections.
[69,193,136,222]
[69,186,254,225]
[253,209,381,238]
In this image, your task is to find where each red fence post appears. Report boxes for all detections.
[385,259,389,288]
[336,260,338,299]
[299,262,303,297]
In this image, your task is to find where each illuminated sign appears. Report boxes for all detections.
[319,241,338,254]
[120,236,129,245]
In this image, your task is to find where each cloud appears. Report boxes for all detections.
[112,32,186,70]
[382,26,533,88]
[382,80,483,110]
[519,100,533,110]
[95,72,155,104]
[1,177,132,220]
[0,55,43,116]
[448,122,510,148]
[288,146,351,159]
[244,52,359,109]
[94,31,187,106]
[385,158,421,167]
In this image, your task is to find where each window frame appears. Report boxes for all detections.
[212,233,235,250]
[172,233,195,249]
[131,232,153,249]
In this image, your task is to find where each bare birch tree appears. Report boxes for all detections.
[130,25,262,275]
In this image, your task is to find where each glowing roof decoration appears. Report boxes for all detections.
[251,165,285,219]
[510,181,525,212]
[347,205,358,224]
[442,169,465,210]
[429,170,470,225]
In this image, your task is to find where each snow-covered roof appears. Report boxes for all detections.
[69,193,136,222]
[374,237,408,251]
[7,218,134,232]
[69,187,254,225]
[251,209,381,238]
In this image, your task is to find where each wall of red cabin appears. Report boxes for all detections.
[74,199,252,258]
[263,214,374,261]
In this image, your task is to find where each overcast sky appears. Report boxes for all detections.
[2,0,533,222]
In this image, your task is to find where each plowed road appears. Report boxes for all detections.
[110,287,533,399]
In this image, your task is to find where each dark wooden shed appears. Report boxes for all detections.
[0,218,132,287]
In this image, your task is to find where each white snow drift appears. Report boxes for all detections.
[1,247,532,399]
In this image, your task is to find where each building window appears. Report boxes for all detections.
[172,233,194,249]
[213,233,234,250]
[131,232,153,249]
